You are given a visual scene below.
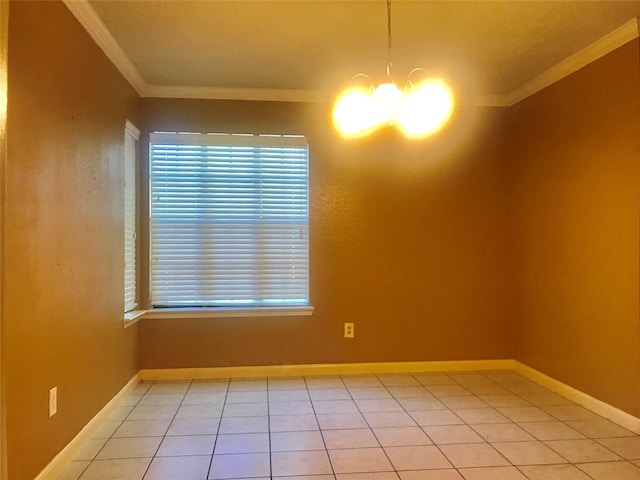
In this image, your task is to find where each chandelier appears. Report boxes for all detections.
[333,0,454,139]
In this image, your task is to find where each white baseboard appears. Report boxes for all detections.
[139,359,517,381]
[34,373,140,480]
[513,361,640,434]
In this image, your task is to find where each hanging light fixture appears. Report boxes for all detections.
[333,0,454,139]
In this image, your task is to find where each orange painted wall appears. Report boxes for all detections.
[6,1,140,477]
[138,99,515,368]
[507,40,640,417]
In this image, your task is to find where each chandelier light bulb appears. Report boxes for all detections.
[371,82,402,125]
[397,79,455,138]
[332,87,378,138]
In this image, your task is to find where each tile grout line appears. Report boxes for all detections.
[206,377,231,480]
[306,374,338,479]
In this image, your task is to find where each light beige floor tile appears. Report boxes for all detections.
[305,376,346,389]
[413,374,458,386]
[78,458,151,480]
[439,443,510,468]
[56,460,89,480]
[364,412,417,428]
[176,403,224,419]
[269,400,314,416]
[218,416,269,434]
[281,476,334,480]
[519,464,591,480]
[386,386,432,398]
[148,382,191,395]
[484,373,528,384]
[458,466,527,479]
[182,392,227,405]
[144,455,211,480]
[309,388,352,401]
[269,390,310,402]
[113,420,170,438]
[329,447,394,473]
[342,376,384,388]
[132,384,153,395]
[228,379,267,392]
[120,395,142,407]
[542,406,601,422]
[384,445,452,470]
[317,413,368,430]
[209,452,270,479]
[497,407,555,423]
[439,396,488,410]
[373,427,432,447]
[128,405,178,421]
[188,380,229,393]
[156,435,216,456]
[377,374,420,387]
[268,377,307,390]
[449,374,494,386]
[167,417,220,436]
[270,414,319,432]
[226,391,268,404]
[222,402,268,418]
[470,423,535,443]
[398,397,446,411]
[577,461,640,480]
[139,394,186,406]
[96,437,161,460]
[337,472,399,480]
[502,383,550,395]
[519,421,585,440]
[453,409,509,425]
[215,433,270,454]
[423,425,484,445]
[464,385,510,396]
[108,406,133,422]
[567,419,636,438]
[597,436,640,459]
[399,470,464,480]
[271,450,333,476]
[546,439,622,462]
[478,395,530,408]
[313,399,359,414]
[270,430,325,452]
[74,438,108,461]
[93,421,122,439]
[323,428,379,449]
[349,388,393,400]
[356,399,403,413]
[491,441,566,465]
[518,392,574,407]
[427,386,472,397]
[410,410,464,427]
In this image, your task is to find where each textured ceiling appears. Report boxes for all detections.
[88,1,640,97]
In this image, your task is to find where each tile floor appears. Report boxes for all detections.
[56,370,640,480]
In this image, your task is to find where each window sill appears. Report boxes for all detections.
[123,310,146,328]
[141,306,315,320]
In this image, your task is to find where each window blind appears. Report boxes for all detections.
[124,121,139,312]
[149,132,309,308]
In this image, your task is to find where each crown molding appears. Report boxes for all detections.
[62,0,147,96]
[63,1,639,107]
[505,17,640,106]
[144,85,326,103]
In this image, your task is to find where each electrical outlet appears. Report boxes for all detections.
[344,322,354,338]
[49,387,57,417]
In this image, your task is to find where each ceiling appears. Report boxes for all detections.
[84,0,640,104]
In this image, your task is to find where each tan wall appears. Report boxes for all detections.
[138,99,515,368]
[6,2,140,478]
[507,40,640,417]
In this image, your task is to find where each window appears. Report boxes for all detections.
[149,132,309,308]
[124,120,139,313]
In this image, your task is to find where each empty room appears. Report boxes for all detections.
[3,0,640,479]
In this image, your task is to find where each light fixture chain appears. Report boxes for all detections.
[387,0,392,78]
